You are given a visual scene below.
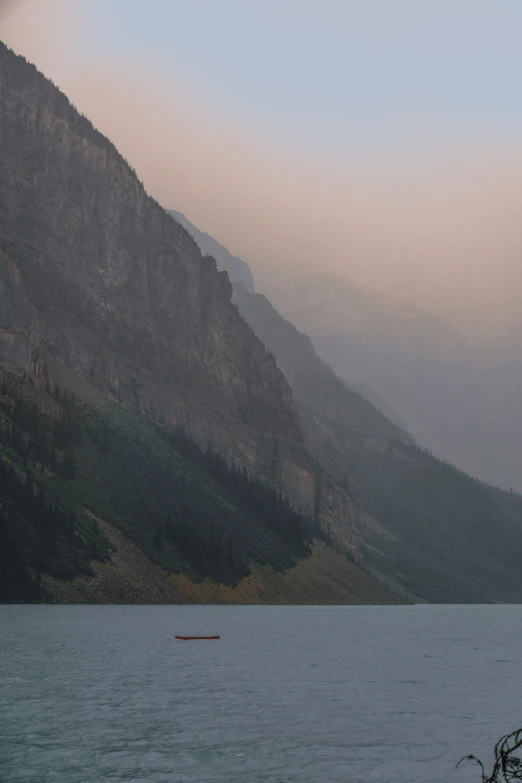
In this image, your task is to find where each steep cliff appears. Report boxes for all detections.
[176,218,522,604]
[4,40,522,605]
[234,284,522,603]
[0,42,373,602]
[169,210,255,293]
[0,44,298,447]
[0,46,303,504]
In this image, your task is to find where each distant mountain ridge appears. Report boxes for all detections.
[169,210,255,293]
[346,381,408,431]
[266,273,522,491]
[266,273,468,364]
[178,214,522,604]
[231,283,405,443]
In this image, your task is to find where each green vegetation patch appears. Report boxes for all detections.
[0,367,317,602]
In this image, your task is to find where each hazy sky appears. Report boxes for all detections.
[2,0,522,338]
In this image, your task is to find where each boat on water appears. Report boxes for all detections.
[175,635,220,640]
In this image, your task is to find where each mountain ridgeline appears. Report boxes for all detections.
[169,210,255,294]
[1,40,522,604]
[174,223,522,604]
[266,274,522,494]
[0,41,394,604]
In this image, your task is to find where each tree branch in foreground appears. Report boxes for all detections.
[458,729,522,783]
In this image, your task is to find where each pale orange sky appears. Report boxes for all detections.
[2,0,522,339]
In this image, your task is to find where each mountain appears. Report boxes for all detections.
[266,274,522,491]
[231,283,405,444]
[2,41,522,605]
[486,321,522,367]
[345,381,408,431]
[0,42,402,605]
[169,210,255,293]
[266,274,467,364]
[175,221,522,603]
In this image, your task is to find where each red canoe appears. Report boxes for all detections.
[175,635,220,640]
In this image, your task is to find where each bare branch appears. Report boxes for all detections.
[458,729,522,783]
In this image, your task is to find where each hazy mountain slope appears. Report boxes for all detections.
[468,323,522,491]
[298,397,522,603]
[169,210,255,292]
[488,321,522,366]
[0,43,373,602]
[180,219,522,604]
[233,288,522,603]
[346,381,408,431]
[267,273,522,491]
[266,274,467,365]
[232,285,405,443]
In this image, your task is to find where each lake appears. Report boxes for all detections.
[1,605,521,782]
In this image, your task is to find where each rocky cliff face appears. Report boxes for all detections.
[7,41,522,605]
[0,43,360,555]
[169,210,255,293]
[180,220,522,604]
[0,44,294,439]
